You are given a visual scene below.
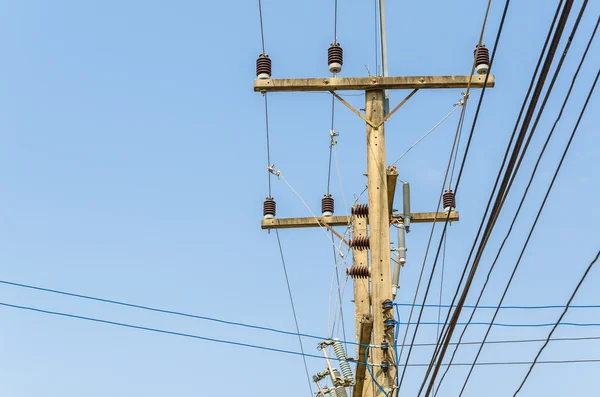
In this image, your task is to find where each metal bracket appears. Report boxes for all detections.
[330,91,378,128]
[330,89,419,129]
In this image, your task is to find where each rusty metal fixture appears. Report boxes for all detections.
[256,54,272,79]
[328,43,344,74]
[443,189,456,212]
[381,359,389,374]
[351,203,369,217]
[347,265,370,279]
[382,299,394,311]
[474,44,490,75]
[322,194,335,217]
[263,196,276,219]
[349,236,369,250]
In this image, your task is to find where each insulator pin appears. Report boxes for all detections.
[349,236,369,250]
[328,43,344,74]
[256,54,272,79]
[322,194,335,217]
[351,203,369,217]
[347,266,370,279]
[474,44,490,75]
[443,189,456,212]
[263,197,276,219]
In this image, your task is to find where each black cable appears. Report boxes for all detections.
[428,0,563,358]
[407,0,513,393]
[396,100,467,392]
[456,65,598,397]
[514,250,600,395]
[437,236,447,338]
[433,13,598,395]
[420,2,574,394]
[257,0,266,54]
[275,230,314,396]
[333,0,338,42]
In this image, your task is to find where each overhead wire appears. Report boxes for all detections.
[421,0,553,379]
[513,249,600,396]
[397,0,495,391]
[456,65,599,397]
[275,230,314,395]
[5,298,600,370]
[390,102,463,166]
[418,1,574,394]
[433,11,598,395]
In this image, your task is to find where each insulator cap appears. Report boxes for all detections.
[321,194,334,216]
[263,196,276,219]
[328,43,344,74]
[474,45,490,75]
[443,189,456,212]
[347,265,370,279]
[349,236,370,250]
[351,203,369,217]
[256,54,272,79]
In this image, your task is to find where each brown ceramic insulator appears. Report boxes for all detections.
[321,194,334,215]
[443,189,456,210]
[256,54,272,78]
[351,203,369,217]
[328,43,344,66]
[349,236,370,250]
[263,197,276,217]
[347,265,370,279]
[474,45,490,67]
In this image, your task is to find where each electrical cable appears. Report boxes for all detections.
[396,1,498,391]
[437,236,447,338]
[275,230,314,395]
[257,0,266,54]
[390,102,463,166]
[3,298,600,369]
[455,66,599,397]
[419,2,573,394]
[421,0,555,379]
[433,12,598,395]
[513,249,600,396]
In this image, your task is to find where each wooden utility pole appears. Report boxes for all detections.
[365,89,396,391]
[256,71,492,396]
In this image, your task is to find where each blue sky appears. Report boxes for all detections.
[0,1,598,396]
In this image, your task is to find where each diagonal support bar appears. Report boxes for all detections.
[330,91,378,128]
[377,89,419,127]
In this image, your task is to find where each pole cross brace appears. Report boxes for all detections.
[331,89,419,129]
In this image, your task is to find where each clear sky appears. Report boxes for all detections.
[0,1,599,396]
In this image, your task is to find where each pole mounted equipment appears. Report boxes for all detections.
[474,44,490,75]
[328,43,344,74]
[256,54,272,79]
[322,194,335,217]
[263,197,276,219]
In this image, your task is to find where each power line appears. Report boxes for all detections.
[395,303,600,310]
[421,0,553,379]
[514,249,600,395]
[455,49,597,397]
[257,0,266,54]
[433,12,598,395]
[398,0,498,392]
[420,2,575,395]
[275,230,314,395]
[3,298,600,368]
